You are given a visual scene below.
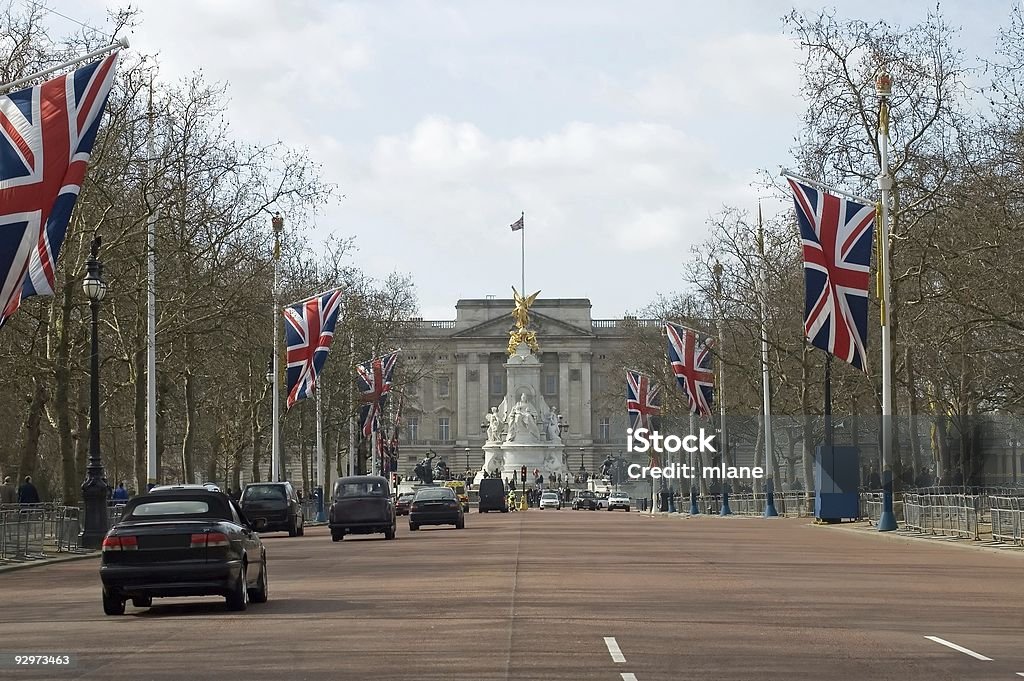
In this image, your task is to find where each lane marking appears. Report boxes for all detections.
[1015,673,1024,677]
[621,674,638,681]
[924,636,993,661]
[604,637,626,663]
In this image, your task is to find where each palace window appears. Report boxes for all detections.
[490,373,505,394]
[437,376,450,398]
[543,374,558,395]
[599,417,610,441]
[407,417,419,442]
[437,417,450,442]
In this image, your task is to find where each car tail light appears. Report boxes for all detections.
[101,535,137,551]
[190,532,229,548]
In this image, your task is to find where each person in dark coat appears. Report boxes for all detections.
[112,482,129,501]
[18,476,40,504]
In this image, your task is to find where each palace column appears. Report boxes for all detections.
[455,353,467,442]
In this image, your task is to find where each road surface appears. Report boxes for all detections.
[2,509,1022,680]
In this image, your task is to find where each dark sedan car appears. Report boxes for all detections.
[409,486,464,531]
[572,490,600,511]
[395,492,415,516]
[240,481,304,536]
[329,475,396,541]
[99,487,268,615]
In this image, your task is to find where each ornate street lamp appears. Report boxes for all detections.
[80,236,110,549]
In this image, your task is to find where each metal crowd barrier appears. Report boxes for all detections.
[900,493,980,540]
[0,503,116,563]
[990,496,1024,546]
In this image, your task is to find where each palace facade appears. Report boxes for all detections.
[396,297,659,477]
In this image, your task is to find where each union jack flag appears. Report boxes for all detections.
[788,178,875,371]
[626,370,660,431]
[0,52,120,327]
[356,351,399,437]
[665,321,714,419]
[283,289,344,409]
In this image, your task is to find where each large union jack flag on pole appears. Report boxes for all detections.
[356,351,399,437]
[0,52,120,327]
[626,370,660,431]
[787,178,875,371]
[283,289,344,409]
[665,321,715,420]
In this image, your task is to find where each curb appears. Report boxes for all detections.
[0,551,100,574]
[815,521,1024,558]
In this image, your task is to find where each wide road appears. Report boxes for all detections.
[2,509,1023,680]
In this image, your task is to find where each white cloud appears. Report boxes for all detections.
[605,32,802,123]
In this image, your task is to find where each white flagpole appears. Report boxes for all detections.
[0,38,128,93]
[713,262,732,515]
[348,330,356,478]
[315,384,324,493]
[145,72,158,489]
[520,212,525,295]
[876,73,897,531]
[271,214,283,482]
[759,203,778,517]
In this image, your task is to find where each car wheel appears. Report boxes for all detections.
[625,507,630,512]
[225,563,249,611]
[102,588,125,616]
[250,560,269,603]
[456,516,465,529]
[288,517,298,537]
[331,529,343,542]
[298,518,305,536]
[385,523,396,540]
[131,595,152,608]
[409,523,419,531]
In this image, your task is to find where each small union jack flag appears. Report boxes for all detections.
[665,321,715,419]
[788,178,875,371]
[1,52,120,327]
[356,351,399,438]
[626,370,660,431]
[283,289,344,409]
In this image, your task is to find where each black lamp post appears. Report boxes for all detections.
[80,236,110,549]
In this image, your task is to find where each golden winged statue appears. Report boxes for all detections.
[508,286,541,355]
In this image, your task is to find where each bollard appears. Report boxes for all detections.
[720,484,732,516]
[764,480,779,517]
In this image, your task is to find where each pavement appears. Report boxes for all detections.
[1,509,1023,680]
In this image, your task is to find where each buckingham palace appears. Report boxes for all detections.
[394,297,658,477]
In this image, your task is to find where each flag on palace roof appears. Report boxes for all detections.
[787,178,875,371]
[0,51,120,328]
[510,213,524,231]
[284,289,344,408]
[665,321,715,420]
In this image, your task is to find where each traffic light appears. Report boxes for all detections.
[520,465,527,482]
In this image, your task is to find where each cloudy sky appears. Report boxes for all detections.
[51,0,1017,319]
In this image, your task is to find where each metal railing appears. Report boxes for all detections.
[990,496,1024,546]
[0,503,91,563]
[901,493,980,540]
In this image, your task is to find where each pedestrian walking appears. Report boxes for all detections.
[18,476,40,505]
[112,482,129,502]
[1,476,16,505]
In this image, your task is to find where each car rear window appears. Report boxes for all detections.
[415,488,454,500]
[542,493,558,499]
[243,485,287,501]
[335,480,387,497]
[129,500,210,517]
